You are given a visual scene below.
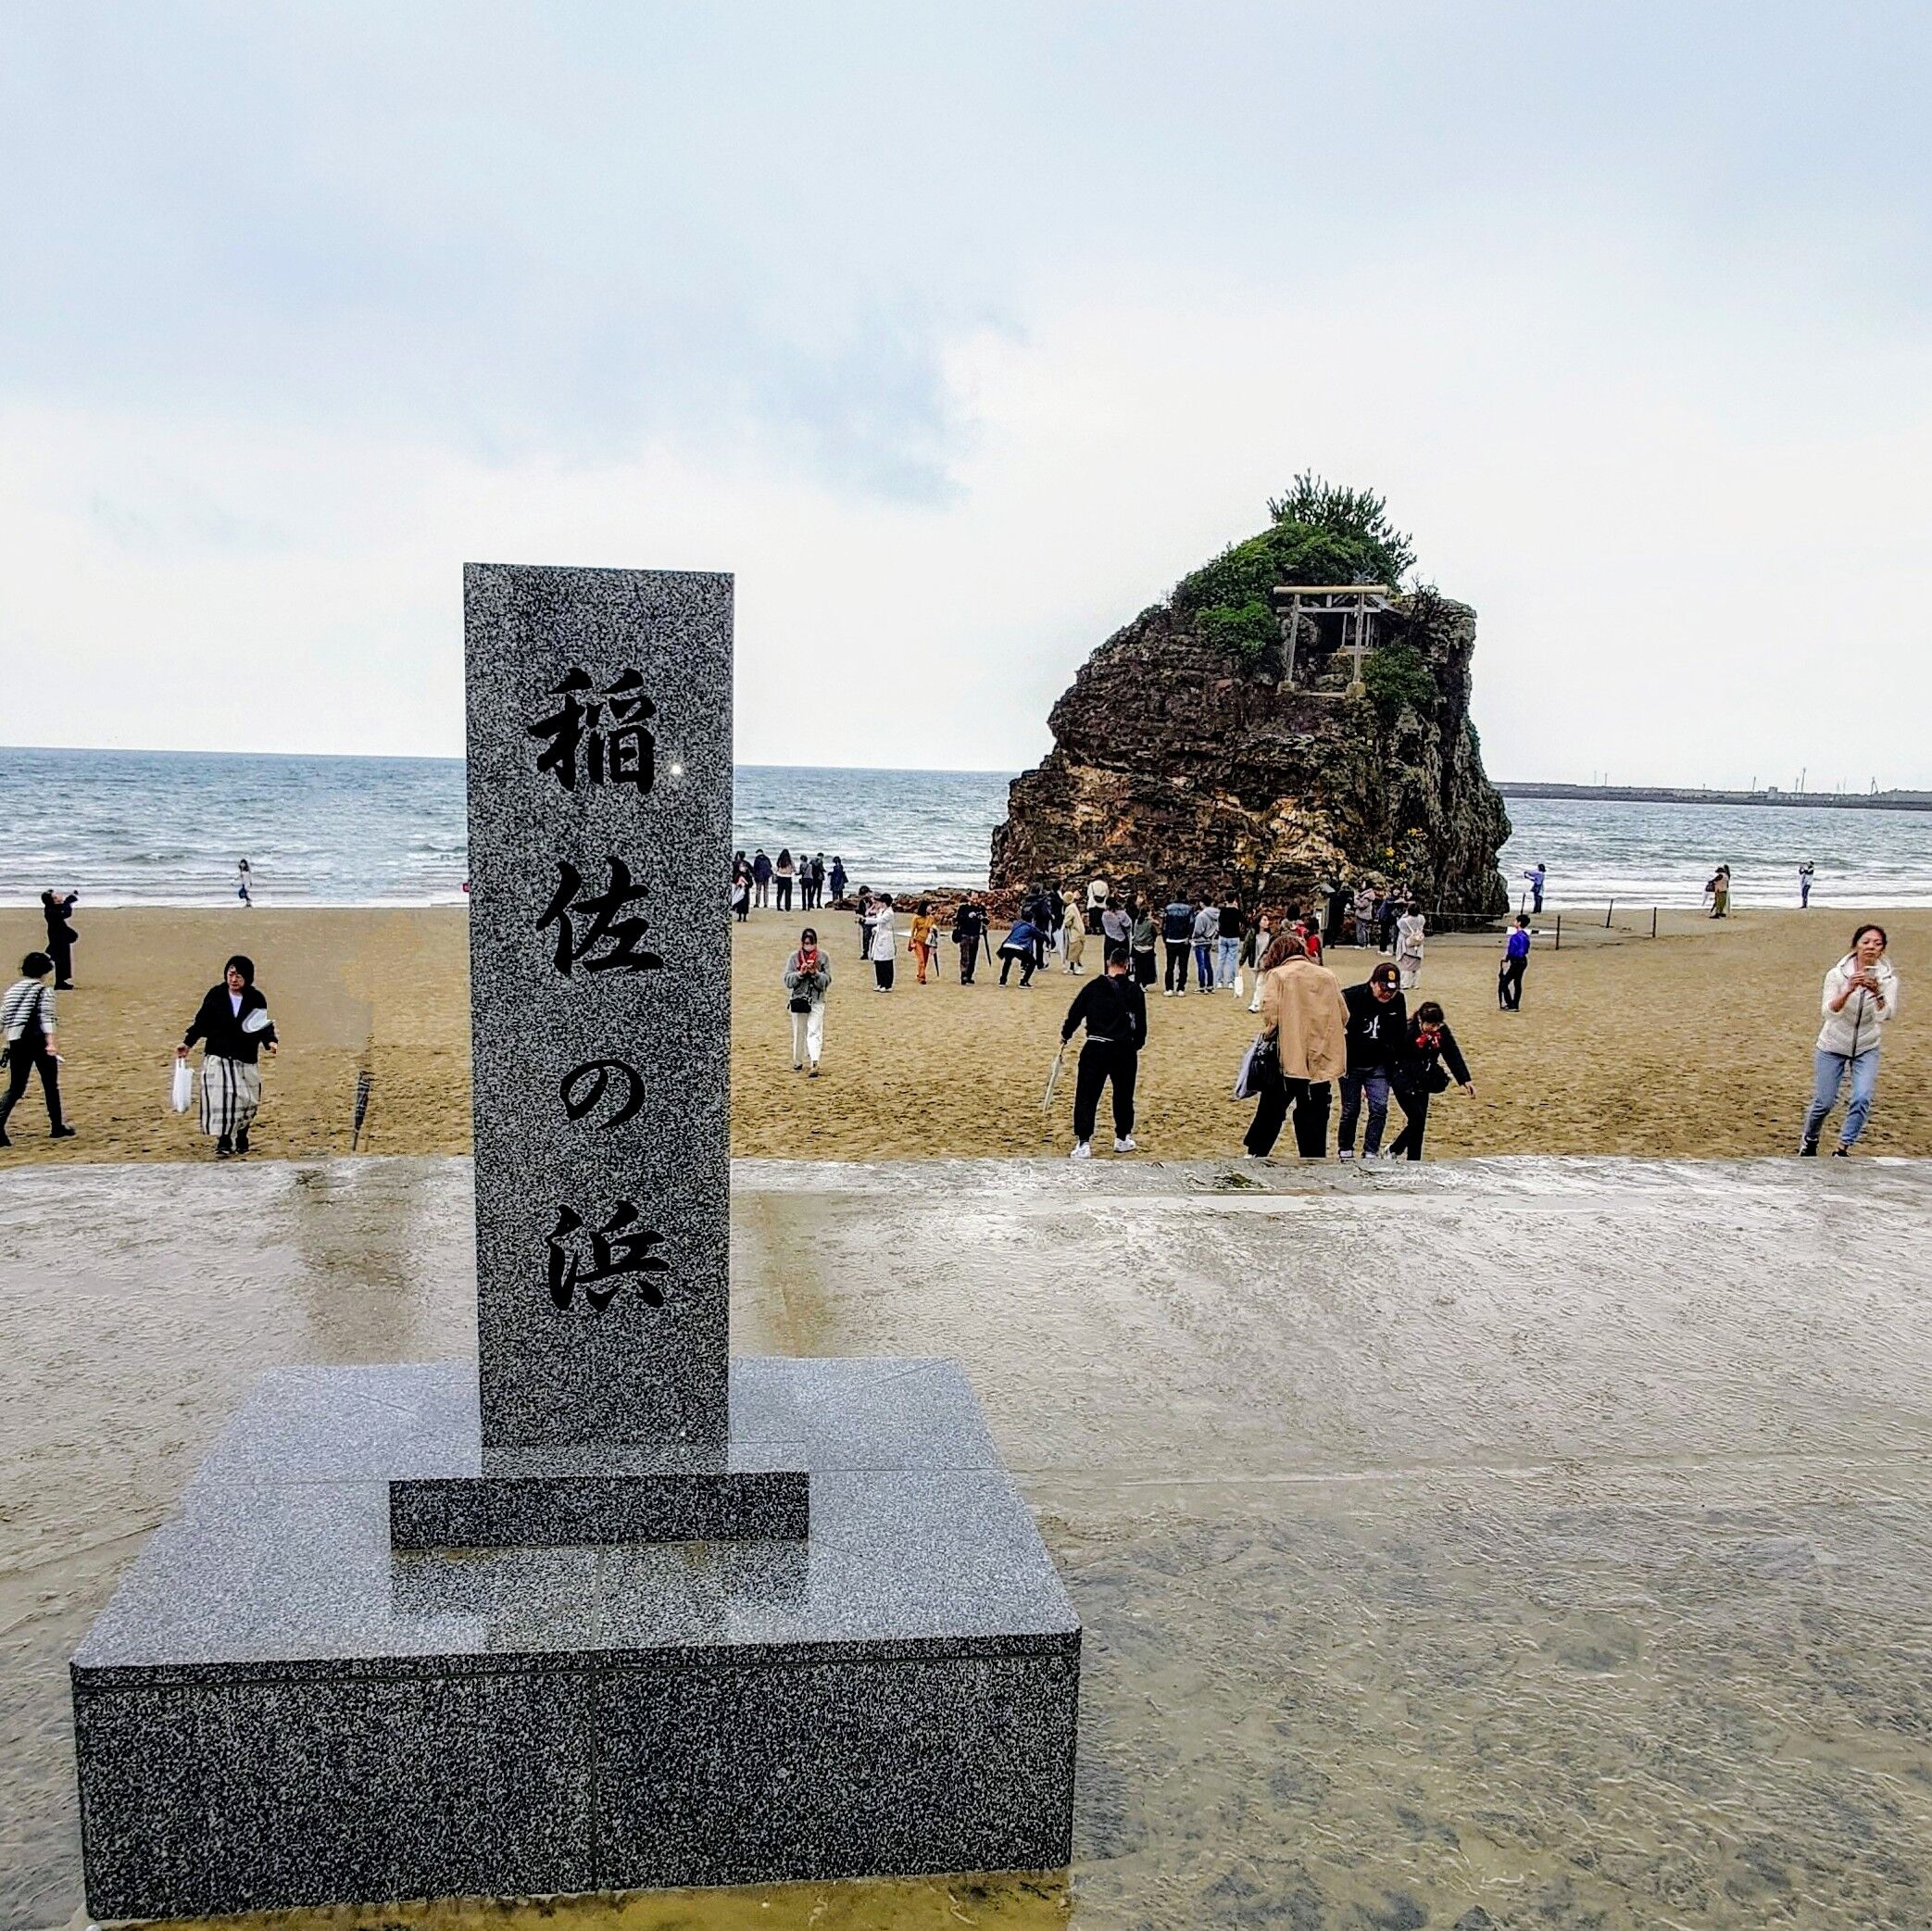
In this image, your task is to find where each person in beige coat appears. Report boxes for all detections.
[1243,932,1347,1158]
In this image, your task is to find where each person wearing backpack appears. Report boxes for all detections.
[0,952,74,1147]
[1062,946,1148,1159]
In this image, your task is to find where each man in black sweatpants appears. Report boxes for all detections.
[1062,946,1148,1158]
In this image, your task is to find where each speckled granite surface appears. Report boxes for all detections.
[464,562,734,1449]
[70,1358,1078,1914]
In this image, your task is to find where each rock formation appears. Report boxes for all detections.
[990,518,1512,913]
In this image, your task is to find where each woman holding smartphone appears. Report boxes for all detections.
[1800,923,1898,1157]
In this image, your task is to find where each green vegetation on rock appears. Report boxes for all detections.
[1175,473,1417,664]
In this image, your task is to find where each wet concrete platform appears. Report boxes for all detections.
[6,1155,1931,1928]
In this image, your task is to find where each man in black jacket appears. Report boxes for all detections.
[1337,960,1406,1160]
[1062,946,1148,1159]
[951,898,987,984]
[1388,999,1474,1161]
[42,889,78,989]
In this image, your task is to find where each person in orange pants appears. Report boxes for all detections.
[910,900,936,984]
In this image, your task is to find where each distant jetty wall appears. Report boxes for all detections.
[1499,783,1932,814]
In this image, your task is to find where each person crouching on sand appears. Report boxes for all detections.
[784,928,830,1077]
[179,954,277,1158]
[998,915,1041,985]
[1800,923,1898,1158]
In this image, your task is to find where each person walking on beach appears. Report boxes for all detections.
[997,914,1041,985]
[910,900,936,984]
[1216,897,1243,993]
[1800,924,1898,1157]
[1395,902,1426,992]
[178,955,277,1158]
[751,848,773,908]
[774,848,795,912]
[1130,899,1157,988]
[784,927,831,1076]
[828,856,847,904]
[1337,961,1407,1160]
[40,889,78,988]
[952,897,987,984]
[1063,946,1148,1160]
[1160,895,1193,995]
[866,894,897,990]
[1798,860,1814,909]
[1191,899,1221,991]
[1243,932,1347,1160]
[1061,887,1087,973]
[1499,914,1530,1010]
[1085,875,1110,935]
[1522,863,1546,915]
[1388,999,1474,1161]
[236,859,253,908]
[0,953,75,1147]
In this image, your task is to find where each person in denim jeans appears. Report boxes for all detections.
[1337,961,1406,1160]
[1800,923,1898,1156]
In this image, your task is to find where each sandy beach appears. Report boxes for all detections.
[2,902,1926,1164]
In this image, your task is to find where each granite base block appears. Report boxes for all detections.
[388,1468,809,1549]
[70,1360,1079,1920]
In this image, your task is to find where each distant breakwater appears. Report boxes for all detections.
[1499,783,1932,815]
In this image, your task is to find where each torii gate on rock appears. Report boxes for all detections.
[1269,584,1399,688]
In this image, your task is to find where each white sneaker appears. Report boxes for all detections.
[1337,1149,1355,1163]
[1070,1141,1093,1160]
[1361,1150,1382,1163]
[1162,988,1173,997]
[1113,1135,1138,1153]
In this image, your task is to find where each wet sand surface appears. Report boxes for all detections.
[5,1155,1930,1929]
[5,904,1930,1165]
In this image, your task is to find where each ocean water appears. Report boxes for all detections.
[2,746,1930,908]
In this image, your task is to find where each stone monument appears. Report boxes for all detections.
[69,565,1080,1919]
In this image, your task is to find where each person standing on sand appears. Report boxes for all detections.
[910,900,936,984]
[854,887,872,959]
[236,859,253,908]
[1130,899,1157,988]
[179,955,278,1159]
[866,894,897,990]
[952,897,987,984]
[1799,861,1814,909]
[1160,894,1192,995]
[1387,999,1474,1161]
[1085,875,1109,935]
[1522,863,1546,915]
[828,856,847,903]
[1191,899,1220,991]
[1217,898,1244,992]
[773,848,795,912]
[1337,961,1407,1161]
[1499,914,1530,1010]
[41,889,79,988]
[1061,888,1086,973]
[1395,902,1425,992]
[0,952,75,1147]
[1064,946,1147,1160]
[784,928,831,1076]
[1708,864,1732,918]
[1800,923,1898,1158]
[1243,932,1346,1160]
[751,848,772,908]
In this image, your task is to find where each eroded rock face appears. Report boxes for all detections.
[990,594,1510,912]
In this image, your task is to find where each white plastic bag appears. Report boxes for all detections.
[170,1057,194,1114]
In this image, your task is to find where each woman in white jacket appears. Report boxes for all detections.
[1800,923,1899,1157]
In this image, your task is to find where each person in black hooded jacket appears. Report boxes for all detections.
[1388,999,1474,1160]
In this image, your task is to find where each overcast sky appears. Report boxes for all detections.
[4,3,1928,785]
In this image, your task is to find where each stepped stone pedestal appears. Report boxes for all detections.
[69,567,1079,1920]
